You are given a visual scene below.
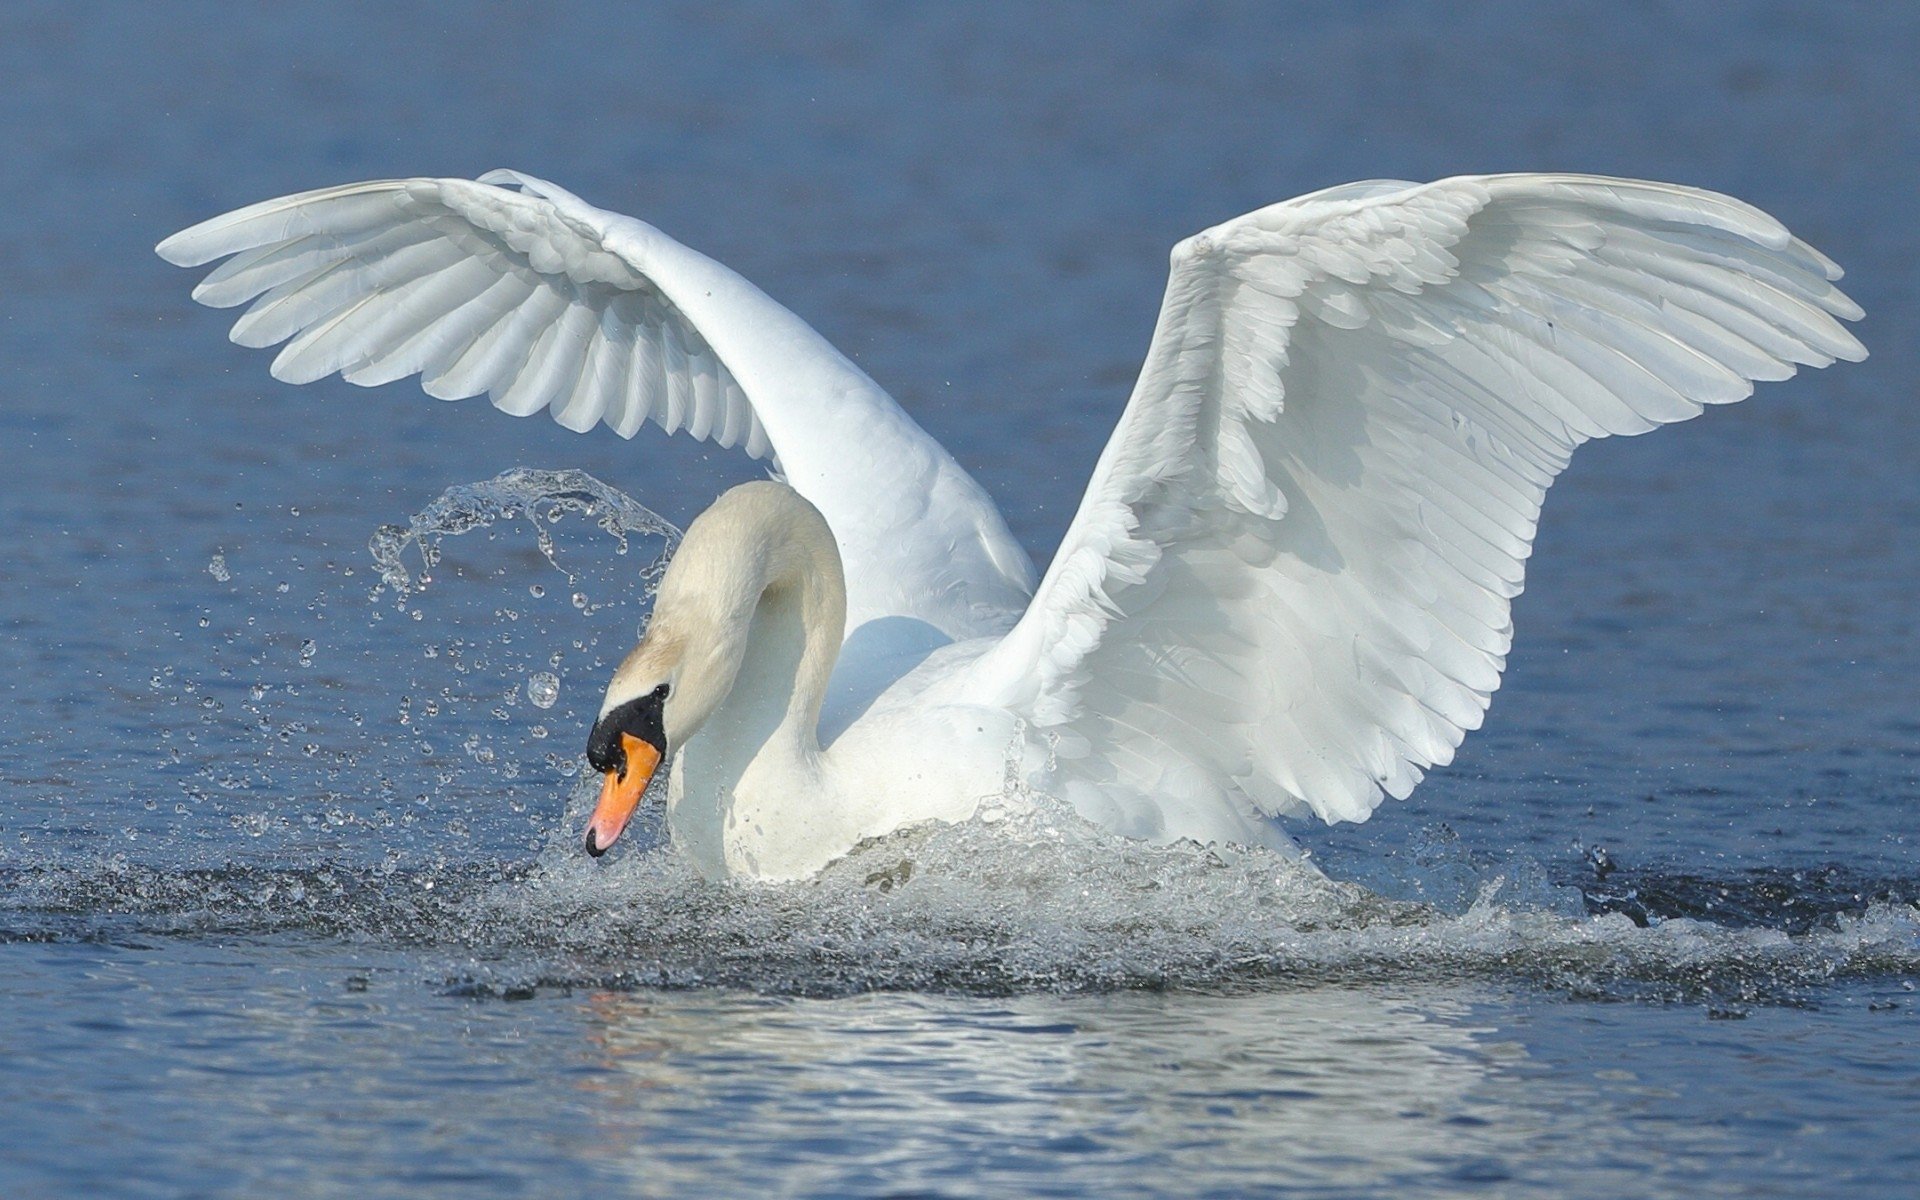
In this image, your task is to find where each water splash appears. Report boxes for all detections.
[368,466,678,599]
[24,467,1915,1007]
[7,793,1916,1005]
[72,469,683,869]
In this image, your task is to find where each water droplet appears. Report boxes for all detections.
[529,583,546,598]
[298,639,317,667]
[526,672,560,709]
[207,554,231,582]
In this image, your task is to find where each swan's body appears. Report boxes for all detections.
[158,171,1865,880]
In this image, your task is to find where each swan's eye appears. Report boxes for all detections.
[586,683,671,775]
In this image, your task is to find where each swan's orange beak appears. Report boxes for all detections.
[584,732,661,857]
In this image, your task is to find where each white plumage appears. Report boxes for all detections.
[159,171,1865,877]
[159,170,1035,644]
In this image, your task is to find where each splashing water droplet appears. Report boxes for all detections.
[527,672,560,709]
[367,467,677,597]
[207,554,231,583]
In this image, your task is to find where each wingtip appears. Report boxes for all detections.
[155,215,241,268]
[1836,328,1870,364]
[154,229,202,268]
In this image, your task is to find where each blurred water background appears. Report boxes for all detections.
[0,3,1916,1197]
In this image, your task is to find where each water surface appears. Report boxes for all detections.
[2,4,1917,1197]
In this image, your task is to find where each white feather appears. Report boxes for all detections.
[160,172,1036,641]
[967,173,1865,842]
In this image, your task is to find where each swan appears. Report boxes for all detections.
[156,171,1865,880]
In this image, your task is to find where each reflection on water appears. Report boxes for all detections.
[569,984,1720,1197]
[6,927,1908,1199]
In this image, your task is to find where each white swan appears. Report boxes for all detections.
[157,171,1865,880]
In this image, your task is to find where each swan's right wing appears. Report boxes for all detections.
[157,171,1034,638]
[970,174,1864,850]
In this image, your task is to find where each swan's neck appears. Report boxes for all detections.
[658,484,847,875]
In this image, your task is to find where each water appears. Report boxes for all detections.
[3,3,1918,1196]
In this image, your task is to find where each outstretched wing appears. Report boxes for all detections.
[157,170,1034,638]
[971,174,1865,849]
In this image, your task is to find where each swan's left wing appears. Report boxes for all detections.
[156,171,1034,638]
[969,174,1864,849]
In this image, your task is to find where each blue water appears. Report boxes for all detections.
[3,3,1917,1196]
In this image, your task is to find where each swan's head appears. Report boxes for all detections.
[579,480,844,856]
[583,675,667,857]
[579,586,735,856]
